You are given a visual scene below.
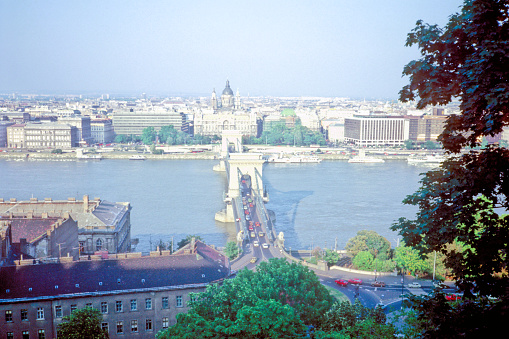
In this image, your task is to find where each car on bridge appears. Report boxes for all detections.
[334,279,348,287]
[348,279,363,285]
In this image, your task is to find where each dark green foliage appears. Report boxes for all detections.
[393,0,509,298]
[141,126,156,145]
[398,291,509,338]
[156,258,334,338]
[316,300,395,339]
[57,307,108,339]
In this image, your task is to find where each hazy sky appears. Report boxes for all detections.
[0,0,464,98]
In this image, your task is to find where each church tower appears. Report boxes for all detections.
[211,88,218,110]
[221,80,234,108]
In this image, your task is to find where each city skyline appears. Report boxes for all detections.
[1,0,463,99]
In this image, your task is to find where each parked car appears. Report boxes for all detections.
[348,279,363,285]
[335,279,349,287]
[407,282,422,288]
[371,281,386,287]
[445,293,462,301]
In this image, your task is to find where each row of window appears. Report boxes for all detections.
[4,296,183,323]
[102,317,170,334]
[4,308,44,322]
[5,329,45,339]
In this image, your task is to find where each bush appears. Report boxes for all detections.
[51,149,62,154]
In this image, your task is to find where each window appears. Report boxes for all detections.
[146,319,153,331]
[5,310,12,322]
[162,297,169,309]
[37,307,44,320]
[7,333,13,339]
[85,303,92,308]
[70,304,77,314]
[115,300,123,312]
[21,309,28,321]
[101,322,109,332]
[55,305,62,318]
[176,295,183,308]
[96,238,103,251]
[101,302,108,314]
[38,329,45,339]
[145,298,152,310]
[116,321,123,334]
[131,320,138,332]
[22,331,29,339]
[130,299,137,311]
[162,317,169,329]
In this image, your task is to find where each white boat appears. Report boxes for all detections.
[129,155,146,160]
[407,154,446,165]
[348,149,384,163]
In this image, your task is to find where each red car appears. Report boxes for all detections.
[445,294,462,301]
[348,279,363,285]
[248,225,254,231]
[255,222,260,227]
[335,279,349,287]
[371,281,386,287]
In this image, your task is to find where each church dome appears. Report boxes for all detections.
[222,80,234,96]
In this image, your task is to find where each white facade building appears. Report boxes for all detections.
[344,116,409,146]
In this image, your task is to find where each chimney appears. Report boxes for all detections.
[83,195,89,213]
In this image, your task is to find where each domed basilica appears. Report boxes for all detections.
[211,80,241,110]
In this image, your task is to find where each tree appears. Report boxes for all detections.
[323,249,341,267]
[392,0,509,298]
[141,127,156,145]
[423,140,438,150]
[316,300,395,339]
[157,258,334,338]
[176,234,204,250]
[224,241,241,260]
[57,307,108,339]
[345,230,391,261]
[393,244,428,276]
[403,139,415,150]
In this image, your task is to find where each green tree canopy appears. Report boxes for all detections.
[157,258,334,338]
[141,127,156,145]
[57,307,108,339]
[345,230,391,261]
[224,241,241,260]
[394,244,428,276]
[392,0,509,298]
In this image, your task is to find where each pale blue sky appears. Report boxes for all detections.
[0,0,464,98]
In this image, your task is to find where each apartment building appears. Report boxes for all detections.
[0,240,230,339]
[344,116,410,146]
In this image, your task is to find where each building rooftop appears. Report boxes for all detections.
[0,241,229,301]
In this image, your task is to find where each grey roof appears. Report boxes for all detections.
[222,80,233,96]
[0,241,229,301]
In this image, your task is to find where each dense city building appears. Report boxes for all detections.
[112,110,186,135]
[0,195,131,258]
[58,116,93,146]
[344,116,409,146]
[23,122,77,149]
[90,119,115,144]
[0,240,230,339]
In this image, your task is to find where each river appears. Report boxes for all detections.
[0,158,425,252]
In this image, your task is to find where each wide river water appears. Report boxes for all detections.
[0,158,425,252]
